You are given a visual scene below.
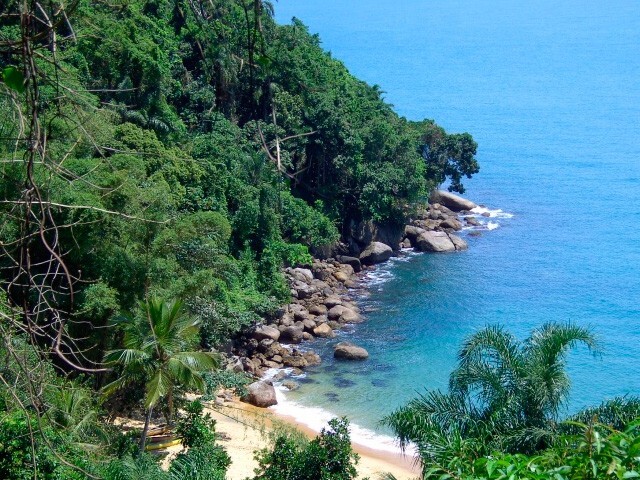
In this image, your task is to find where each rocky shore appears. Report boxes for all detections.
[230,191,482,407]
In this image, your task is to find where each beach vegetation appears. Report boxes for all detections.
[251,417,359,480]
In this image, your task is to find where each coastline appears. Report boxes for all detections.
[203,398,420,480]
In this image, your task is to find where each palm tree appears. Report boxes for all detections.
[383,323,599,468]
[104,298,218,452]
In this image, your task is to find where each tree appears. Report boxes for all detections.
[251,417,359,480]
[104,298,218,452]
[383,323,600,472]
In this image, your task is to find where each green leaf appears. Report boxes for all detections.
[2,66,25,93]
[623,472,640,479]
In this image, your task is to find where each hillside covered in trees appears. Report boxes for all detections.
[0,0,480,477]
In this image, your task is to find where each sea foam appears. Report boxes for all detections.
[270,384,416,455]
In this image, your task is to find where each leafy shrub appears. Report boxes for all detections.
[202,370,252,398]
[251,418,359,480]
[175,400,216,448]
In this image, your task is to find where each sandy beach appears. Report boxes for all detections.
[204,400,420,480]
[126,397,420,480]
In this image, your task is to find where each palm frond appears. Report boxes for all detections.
[146,369,171,408]
[456,325,524,380]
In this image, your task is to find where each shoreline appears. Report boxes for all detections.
[203,398,420,480]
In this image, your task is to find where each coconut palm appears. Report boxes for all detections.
[383,323,600,469]
[104,298,218,452]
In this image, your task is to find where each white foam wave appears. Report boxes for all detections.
[470,206,514,219]
[487,221,500,230]
[270,388,416,455]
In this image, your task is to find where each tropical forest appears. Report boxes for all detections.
[0,0,638,479]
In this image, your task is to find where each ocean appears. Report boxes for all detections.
[272,0,640,449]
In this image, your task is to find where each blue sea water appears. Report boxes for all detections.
[272,0,640,440]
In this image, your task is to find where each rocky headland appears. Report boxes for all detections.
[231,191,483,407]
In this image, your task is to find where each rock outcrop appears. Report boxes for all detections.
[242,381,277,407]
[359,242,393,265]
[429,190,477,212]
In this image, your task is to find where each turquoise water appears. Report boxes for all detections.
[273,1,640,437]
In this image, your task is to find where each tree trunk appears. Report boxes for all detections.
[139,406,153,454]
[167,384,174,425]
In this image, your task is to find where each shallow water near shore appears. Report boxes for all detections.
[273,0,640,446]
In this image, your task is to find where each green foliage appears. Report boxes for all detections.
[251,418,359,480]
[175,400,216,448]
[168,443,230,480]
[104,298,218,413]
[202,370,252,398]
[423,420,640,480]
[0,410,93,480]
[384,323,601,474]
[1,66,25,93]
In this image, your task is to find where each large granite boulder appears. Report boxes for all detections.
[449,233,468,251]
[430,190,477,212]
[335,255,362,273]
[404,225,427,242]
[313,323,336,338]
[440,217,463,231]
[309,304,328,316]
[290,268,314,283]
[359,242,392,265]
[280,325,304,344]
[334,342,369,360]
[282,354,308,368]
[339,307,363,324]
[253,325,281,341]
[415,231,456,252]
[242,381,277,407]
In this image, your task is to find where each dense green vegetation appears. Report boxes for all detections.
[384,324,640,479]
[2,1,638,479]
[0,0,477,476]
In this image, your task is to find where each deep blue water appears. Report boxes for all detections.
[273,1,640,435]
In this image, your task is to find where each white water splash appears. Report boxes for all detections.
[270,386,417,455]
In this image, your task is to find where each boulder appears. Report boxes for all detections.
[313,323,336,338]
[282,380,300,391]
[415,231,456,252]
[324,296,342,308]
[302,318,317,332]
[359,242,393,265]
[309,304,328,316]
[404,225,427,241]
[430,190,477,212]
[303,351,322,366]
[464,216,480,226]
[333,271,350,283]
[242,381,277,407]
[327,320,342,330]
[449,233,468,251]
[440,217,463,230]
[253,325,281,342]
[293,308,310,322]
[339,307,363,324]
[327,305,347,320]
[280,326,304,344]
[294,282,314,299]
[291,268,313,283]
[282,354,308,368]
[334,342,369,360]
[335,255,362,273]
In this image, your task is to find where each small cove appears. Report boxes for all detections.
[273,0,640,445]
